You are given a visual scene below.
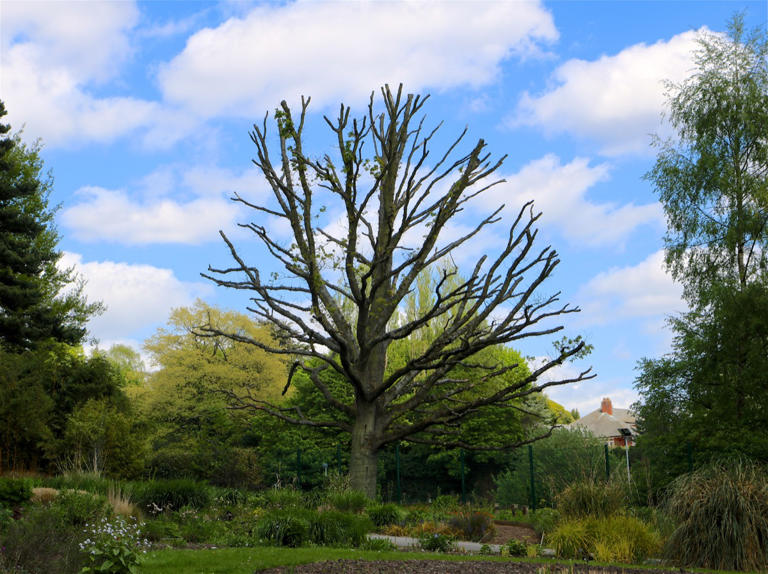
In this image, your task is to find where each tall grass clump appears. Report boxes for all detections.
[556,478,626,518]
[665,459,768,571]
[549,515,660,562]
[132,478,211,513]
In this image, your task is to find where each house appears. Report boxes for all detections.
[566,397,637,447]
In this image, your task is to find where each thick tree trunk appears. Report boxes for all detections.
[348,401,380,498]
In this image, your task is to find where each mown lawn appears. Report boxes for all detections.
[138,547,514,573]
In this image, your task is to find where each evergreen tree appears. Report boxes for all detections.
[0,101,100,350]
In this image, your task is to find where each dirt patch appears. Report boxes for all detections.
[488,521,539,545]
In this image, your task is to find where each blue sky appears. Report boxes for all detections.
[2,0,765,415]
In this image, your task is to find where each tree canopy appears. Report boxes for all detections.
[0,100,100,351]
[204,85,592,495]
[636,17,768,490]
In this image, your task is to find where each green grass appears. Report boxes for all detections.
[138,547,514,573]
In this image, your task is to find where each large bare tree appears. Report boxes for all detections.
[203,85,594,496]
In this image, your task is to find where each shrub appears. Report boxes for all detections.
[507,538,527,557]
[404,507,429,525]
[132,478,211,514]
[79,516,150,574]
[263,487,305,510]
[309,511,372,547]
[0,505,83,574]
[447,510,495,542]
[418,532,453,553]
[549,515,660,562]
[327,489,368,513]
[432,494,460,513]
[30,487,59,504]
[529,508,560,534]
[52,489,112,526]
[0,477,32,507]
[479,544,493,555]
[549,518,590,559]
[256,508,312,547]
[556,478,625,518]
[142,519,181,542]
[367,503,403,528]
[665,459,768,571]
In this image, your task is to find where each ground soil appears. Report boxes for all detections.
[488,521,540,545]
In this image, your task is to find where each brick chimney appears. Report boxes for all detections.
[601,397,613,415]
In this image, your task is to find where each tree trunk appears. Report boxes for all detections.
[348,401,379,498]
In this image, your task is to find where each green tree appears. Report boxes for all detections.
[636,17,768,490]
[204,85,592,495]
[0,101,101,351]
[140,301,287,486]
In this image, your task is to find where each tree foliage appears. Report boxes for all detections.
[636,17,768,490]
[0,101,100,351]
[140,301,287,486]
[204,85,592,494]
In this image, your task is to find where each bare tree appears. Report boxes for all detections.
[203,85,594,496]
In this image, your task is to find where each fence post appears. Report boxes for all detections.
[395,443,402,504]
[296,448,302,487]
[460,449,466,504]
[604,444,610,481]
[528,445,536,512]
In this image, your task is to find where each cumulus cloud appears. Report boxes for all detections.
[61,164,266,245]
[512,29,703,155]
[578,250,686,325]
[0,1,164,146]
[158,0,557,117]
[485,155,662,247]
[60,252,211,342]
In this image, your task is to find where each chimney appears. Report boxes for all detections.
[601,397,613,415]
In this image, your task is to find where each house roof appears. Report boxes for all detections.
[566,406,637,439]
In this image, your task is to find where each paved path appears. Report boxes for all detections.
[367,533,503,554]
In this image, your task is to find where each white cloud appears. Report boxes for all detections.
[486,155,662,247]
[513,29,703,155]
[62,186,239,245]
[158,0,557,117]
[578,250,685,325]
[60,252,210,342]
[61,164,267,245]
[0,0,198,148]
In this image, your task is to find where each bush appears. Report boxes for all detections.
[263,487,305,510]
[549,515,660,562]
[309,510,372,547]
[327,489,368,513]
[132,478,211,514]
[142,519,182,542]
[418,531,453,552]
[367,503,403,528]
[52,489,112,526]
[0,505,83,573]
[256,508,312,547]
[556,478,625,518]
[665,459,768,571]
[507,538,527,557]
[549,518,590,559]
[0,477,32,507]
[79,516,150,574]
[447,510,495,542]
[529,508,560,534]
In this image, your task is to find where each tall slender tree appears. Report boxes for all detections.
[636,17,768,486]
[204,85,593,496]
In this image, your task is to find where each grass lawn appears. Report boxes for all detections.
[138,547,515,573]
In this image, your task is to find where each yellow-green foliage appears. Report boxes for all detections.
[550,515,661,562]
[556,478,626,518]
